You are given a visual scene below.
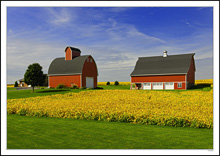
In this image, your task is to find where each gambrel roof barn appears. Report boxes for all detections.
[48,46,98,88]
[130,51,195,90]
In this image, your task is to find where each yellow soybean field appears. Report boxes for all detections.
[195,79,213,84]
[7,84,14,88]
[7,89,213,128]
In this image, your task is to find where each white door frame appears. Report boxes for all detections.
[143,83,151,90]
[152,82,163,90]
[165,82,174,90]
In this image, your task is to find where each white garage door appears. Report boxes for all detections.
[143,83,151,90]
[86,77,94,88]
[165,82,174,90]
[152,82,163,90]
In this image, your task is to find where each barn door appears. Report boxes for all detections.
[165,82,174,90]
[86,77,94,88]
[143,83,151,90]
[152,82,163,90]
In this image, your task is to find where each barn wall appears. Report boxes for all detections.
[131,74,186,90]
[187,57,195,88]
[49,75,81,88]
[131,75,186,82]
[174,82,186,90]
[82,56,98,88]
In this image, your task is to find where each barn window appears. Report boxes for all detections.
[90,59,93,62]
[177,83,182,88]
[87,58,89,62]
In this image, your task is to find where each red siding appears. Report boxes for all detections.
[65,47,80,60]
[131,75,186,90]
[131,75,186,82]
[82,56,98,88]
[49,75,81,88]
[187,57,195,84]
[174,82,186,90]
[65,48,72,60]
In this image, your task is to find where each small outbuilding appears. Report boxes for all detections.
[18,78,28,87]
[130,51,195,90]
[48,46,98,88]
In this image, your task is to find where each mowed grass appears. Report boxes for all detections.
[7,88,84,99]
[98,84,130,90]
[7,114,213,149]
[7,85,130,99]
[7,83,212,99]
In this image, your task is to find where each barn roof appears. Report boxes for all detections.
[130,53,195,76]
[65,46,81,53]
[48,55,90,76]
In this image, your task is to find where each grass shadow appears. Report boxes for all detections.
[189,84,212,90]
[37,89,70,93]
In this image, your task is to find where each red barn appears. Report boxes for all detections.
[48,46,98,88]
[130,51,195,90]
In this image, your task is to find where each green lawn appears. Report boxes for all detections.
[7,84,212,99]
[7,85,130,99]
[7,114,213,149]
[98,84,130,90]
[7,88,84,99]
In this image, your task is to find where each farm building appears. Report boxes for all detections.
[48,46,98,88]
[130,51,195,90]
[17,78,29,87]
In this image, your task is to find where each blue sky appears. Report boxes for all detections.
[7,7,213,84]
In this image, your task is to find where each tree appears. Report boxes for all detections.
[106,81,110,85]
[24,63,44,92]
[114,81,119,86]
[42,74,48,86]
[14,81,18,87]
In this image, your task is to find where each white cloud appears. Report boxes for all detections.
[126,26,166,43]
[44,7,72,25]
[108,7,133,13]
[7,38,65,83]
[6,7,213,83]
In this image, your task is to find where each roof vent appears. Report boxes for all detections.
[163,50,168,57]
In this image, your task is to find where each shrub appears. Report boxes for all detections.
[56,84,66,89]
[86,87,93,90]
[79,87,87,90]
[114,81,119,86]
[106,81,110,85]
[94,87,103,89]
[71,84,79,89]
[40,87,44,89]
[14,81,18,87]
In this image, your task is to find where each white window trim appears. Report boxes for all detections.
[177,82,182,88]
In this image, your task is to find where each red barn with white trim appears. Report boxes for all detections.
[130,51,195,90]
[48,46,98,88]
